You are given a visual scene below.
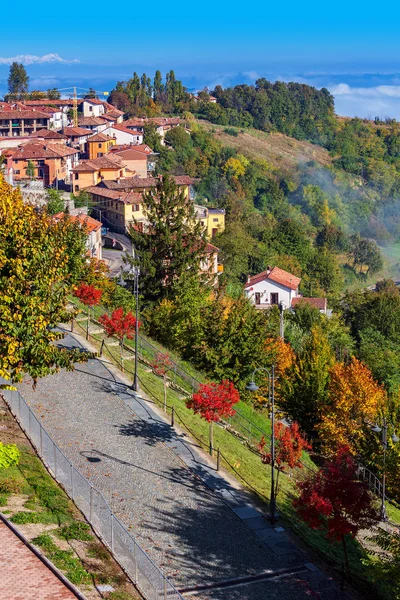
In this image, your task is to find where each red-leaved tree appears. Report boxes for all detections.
[186,380,240,455]
[99,308,139,370]
[258,422,311,501]
[73,283,103,339]
[152,352,173,412]
[294,446,378,574]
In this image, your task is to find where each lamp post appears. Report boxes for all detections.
[118,248,140,392]
[372,417,399,522]
[278,302,285,340]
[246,365,278,523]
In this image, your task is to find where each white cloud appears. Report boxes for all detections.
[329,82,400,119]
[243,71,260,81]
[0,53,79,66]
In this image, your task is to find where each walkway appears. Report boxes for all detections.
[0,516,82,600]
[18,333,351,600]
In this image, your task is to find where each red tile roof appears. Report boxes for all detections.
[205,243,220,253]
[72,154,124,172]
[86,186,143,205]
[24,99,83,106]
[63,127,92,137]
[291,297,327,310]
[245,266,301,290]
[78,117,108,126]
[107,124,144,136]
[10,142,78,160]
[87,132,114,142]
[109,143,153,155]
[0,109,51,119]
[54,212,102,233]
[29,129,67,140]
[100,174,193,190]
[83,98,104,105]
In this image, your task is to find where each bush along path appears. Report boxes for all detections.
[0,396,141,600]
[15,328,356,600]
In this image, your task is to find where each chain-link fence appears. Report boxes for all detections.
[0,383,184,600]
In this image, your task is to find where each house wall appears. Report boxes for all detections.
[88,228,102,259]
[73,171,99,193]
[207,210,225,239]
[118,157,147,178]
[102,127,143,145]
[245,279,298,309]
[88,139,116,160]
[12,157,63,186]
[82,101,105,118]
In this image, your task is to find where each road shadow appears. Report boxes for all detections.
[117,417,176,446]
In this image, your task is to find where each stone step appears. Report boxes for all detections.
[105,341,120,347]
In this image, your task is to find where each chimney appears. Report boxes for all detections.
[247,275,251,284]
[266,265,271,275]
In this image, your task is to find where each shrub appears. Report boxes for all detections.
[0,442,20,469]
[223,127,238,137]
[0,493,9,506]
[0,477,23,494]
[58,522,93,541]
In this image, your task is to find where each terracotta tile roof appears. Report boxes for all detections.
[87,132,114,142]
[83,98,104,105]
[100,114,116,122]
[72,154,124,172]
[86,186,143,204]
[104,103,124,115]
[78,117,108,126]
[245,266,301,290]
[123,117,181,128]
[100,174,193,190]
[54,212,102,232]
[24,99,83,106]
[10,142,78,160]
[205,243,220,253]
[107,124,144,136]
[109,144,153,155]
[112,148,149,160]
[63,127,92,137]
[0,109,51,119]
[29,129,67,140]
[291,297,327,310]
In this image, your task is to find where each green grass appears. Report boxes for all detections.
[70,302,391,594]
[32,534,91,585]
[57,522,94,541]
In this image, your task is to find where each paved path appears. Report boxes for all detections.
[0,518,81,600]
[18,333,351,600]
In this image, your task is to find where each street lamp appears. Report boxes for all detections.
[278,302,285,340]
[118,258,140,392]
[246,365,278,523]
[372,417,399,521]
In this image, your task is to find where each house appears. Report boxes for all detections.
[85,186,145,234]
[87,132,116,159]
[24,98,83,113]
[245,266,301,309]
[195,205,226,239]
[123,117,181,141]
[28,129,68,144]
[109,144,155,178]
[71,154,134,194]
[54,212,103,260]
[5,142,79,186]
[63,127,93,152]
[77,117,109,133]
[92,174,194,199]
[291,297,329,315]
[201,243,223,284]
[102,124,143,145]
[0,108,51,137]
[81,99,106,118]
[33,106,68,130]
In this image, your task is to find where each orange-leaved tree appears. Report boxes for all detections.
[318,357,384,455]
[186,380,240,455]
[259,422,311,501]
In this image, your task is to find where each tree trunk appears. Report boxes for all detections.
[86,307,90,340]
[120,336,124,372]
[163,373,167,412]
[209,421,213,456]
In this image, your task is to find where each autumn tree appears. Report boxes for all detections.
[294,446,378,574]
[278,326,335,439]
[0,175,91,387]
[73,283,102,339]
[152,352,173,411]
[318,357,384,454]
[99,307,139,371]
[128,175,207,304]
[258,422,310,500]
[186,380,240,454]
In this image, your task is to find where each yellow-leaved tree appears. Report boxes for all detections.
[318,357,385,455]
[0,175,95,387]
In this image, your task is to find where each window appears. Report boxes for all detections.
[15,170,20,174]
[89,106,93,112]
[97,153,103,157]
[270,293,279,305]
[75,185,79,192]
[74,173,79,180]
[213,218,219,222]
[255,292,261,305]
[98,143,102,148]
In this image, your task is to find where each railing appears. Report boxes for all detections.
[0,381,184,600]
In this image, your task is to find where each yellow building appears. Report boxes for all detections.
[87,132,116,160]
[71,155,134,194]
[195,205,226,239]
[86,186,145,233]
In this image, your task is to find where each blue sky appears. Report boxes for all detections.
[2,0,400,118]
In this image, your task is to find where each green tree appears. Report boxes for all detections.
[127,175,206,303]
[278,326,335,439]
[7,62,29,99]
[0,175,91,386]
[84,88,97,99]
[47,88,61,100]
[26,160,35,180]
[46,189,65,215]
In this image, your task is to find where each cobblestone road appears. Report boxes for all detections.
[18,334,351,600]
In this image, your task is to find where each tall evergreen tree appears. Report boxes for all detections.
[127,175,206,303]
[7,62,29,99]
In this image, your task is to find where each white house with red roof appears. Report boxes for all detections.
[244,266,301,309]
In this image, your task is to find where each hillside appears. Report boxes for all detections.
[198,121,332,180]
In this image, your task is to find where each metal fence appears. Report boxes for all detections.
[0,383,184,600]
